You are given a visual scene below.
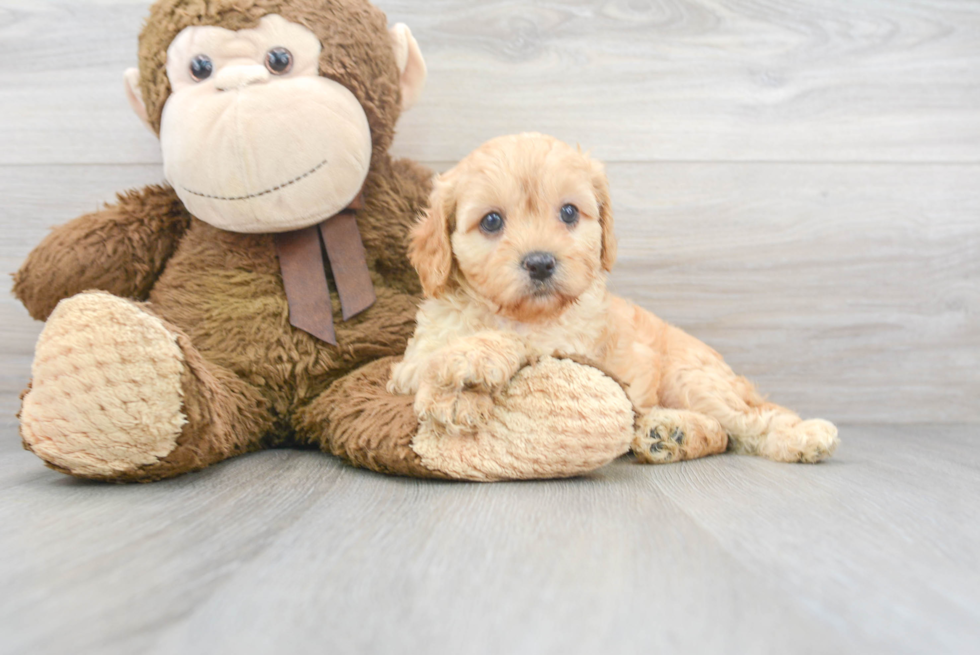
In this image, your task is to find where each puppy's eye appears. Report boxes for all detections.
[480,212,505,234]
[189,55,214,82]
[266,47,293,75]
[560,204,580,225]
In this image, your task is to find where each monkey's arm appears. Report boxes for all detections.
[14,184,191,321]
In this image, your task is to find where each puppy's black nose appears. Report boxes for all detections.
[522,252,557,281]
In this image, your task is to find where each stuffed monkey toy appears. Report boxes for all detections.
[14,0,636,483]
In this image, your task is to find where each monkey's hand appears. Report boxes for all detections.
[14,185,191,321]
[414,332,529,436]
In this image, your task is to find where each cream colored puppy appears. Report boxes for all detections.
[390,133,839,464]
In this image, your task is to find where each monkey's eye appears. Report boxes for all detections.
[559,204,580,225]
[266,47,293,75]
[189,55,213,82]
[480,212,504,234]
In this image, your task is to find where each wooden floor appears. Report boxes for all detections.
[2,422,979,654]
[1,1,978,653]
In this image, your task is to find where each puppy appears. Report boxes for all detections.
[390,133,839,464]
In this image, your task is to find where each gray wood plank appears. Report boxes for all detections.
[2,0,979,165]
[388,0,980,164]
[649,424,980,654]
[0,1,160,166]
[143,463,858,655]
[1,424,977,654]
[3,163,976,423]
[605,162,980,424]
[0,444,362,654]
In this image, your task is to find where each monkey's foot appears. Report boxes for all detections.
[411,357,635,481]
[633,408,729,464]
[20,292,187,478]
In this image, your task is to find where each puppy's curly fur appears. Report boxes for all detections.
[391,133,839,464]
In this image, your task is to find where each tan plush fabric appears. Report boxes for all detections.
[388,23,426,111]
[137,0,406,163]
[20,292,186,477]
[300,355,634,482]
[158,15,375,233]
[412,357,635,481]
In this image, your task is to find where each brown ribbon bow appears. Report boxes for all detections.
[274,193,376,345]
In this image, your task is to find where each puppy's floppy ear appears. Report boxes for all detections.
[411,168,458,298]
[591,159,618,272]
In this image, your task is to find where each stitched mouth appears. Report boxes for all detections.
[180,159,329,201]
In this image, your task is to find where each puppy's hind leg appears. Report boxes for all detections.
[656,324,839,463]
[664,361,839,463]
[633,408,728,464]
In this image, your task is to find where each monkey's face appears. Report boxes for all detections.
[158,15,373,233]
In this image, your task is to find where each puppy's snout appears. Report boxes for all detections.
[522,252,557,281]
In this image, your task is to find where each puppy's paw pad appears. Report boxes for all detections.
[632,425,683,464]
[648,442,677,463]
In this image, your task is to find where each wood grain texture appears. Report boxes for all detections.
[2,0,980,165]
[1,423,978,654]
[389,0,980,164]
[605,162,980,423]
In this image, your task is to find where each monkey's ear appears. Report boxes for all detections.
[124,68,152,132]
[389,23,427,112]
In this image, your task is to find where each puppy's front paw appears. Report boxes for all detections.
[428,334,528,395]
[415,383,494,437]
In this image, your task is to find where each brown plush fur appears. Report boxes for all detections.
[296,356,450,479]
[13,0,430,481]
[14,186,191,322]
